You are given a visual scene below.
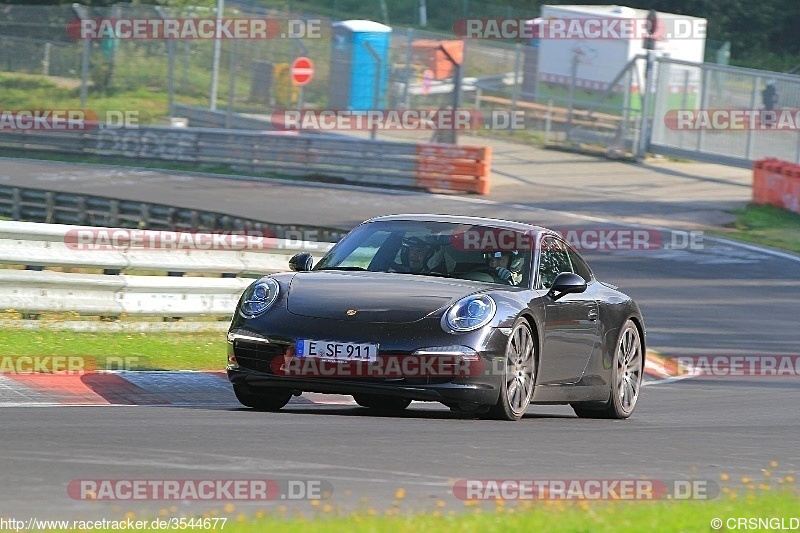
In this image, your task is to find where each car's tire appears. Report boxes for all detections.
[233,385,292,411]
[486,318,537,421]
[572,319,643,419]
[353,393,412,412]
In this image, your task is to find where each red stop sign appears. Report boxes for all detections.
[291,57,314,86]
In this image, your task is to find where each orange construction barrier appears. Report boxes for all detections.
[781,164,800,214]
[415,144,491,195]
[411,40,465,80]
[752,158,800,214]
[752,158,776,204]
[763,159,789,206]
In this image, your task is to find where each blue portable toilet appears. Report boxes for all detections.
[329,20,392,110]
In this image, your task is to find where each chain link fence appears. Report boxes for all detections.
[650,57,800,165]
[2,3,799,165]
[0,4,515,138]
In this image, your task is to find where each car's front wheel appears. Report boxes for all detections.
[572,319,643,419]
[233,384,292,411]
[486,318,536,421]
[353,393,412,412]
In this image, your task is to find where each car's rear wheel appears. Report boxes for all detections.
[486,318,536,421]
[572,319,642,419]
[233,384,292,411]
[353,393,412,412]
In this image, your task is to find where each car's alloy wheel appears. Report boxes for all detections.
[233,384,292,411]
[353,393,412,412]
[572,319,642,419]
[487,318,536,421]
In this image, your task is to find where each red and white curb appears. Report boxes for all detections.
[0,358,682,407]
[643,352,694,385]
[0,371,357,407]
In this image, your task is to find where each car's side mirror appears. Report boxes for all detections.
[548,272,587,300]
[289,252,313,272]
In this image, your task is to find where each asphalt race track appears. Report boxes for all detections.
[1,159,799,521]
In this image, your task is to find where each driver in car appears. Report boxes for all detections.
[392,236,448,275]
[479,251,523,285]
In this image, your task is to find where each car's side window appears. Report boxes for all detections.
[566,244,593,282]
[538,236,573,289]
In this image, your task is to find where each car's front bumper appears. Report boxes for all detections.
[227,367,500,406]
[225,315,511,406]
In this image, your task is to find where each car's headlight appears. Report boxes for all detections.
[240,278,279,318]
[444,294,496,332]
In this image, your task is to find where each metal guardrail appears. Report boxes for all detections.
[171,104,284,131]
[0,269,252,316]
[0,125,492,194]
[0,221,334,317]
[0,184,348,242]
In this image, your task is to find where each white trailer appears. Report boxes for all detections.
[536,4,706,95]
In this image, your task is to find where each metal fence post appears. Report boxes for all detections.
[696,67,710,152]
[156,7,175,116]
[746,76,759,160]
[72,5,90,108]
[636,49,655,159]
[567,51,578,133]
[210,0,225,111]
[511,43,522,116]
[363,41,383,140]
[42,42,51,76]
[678,69,690,150]
[227,39,238,128]
[11,188,21,221]
[403,28,414,109]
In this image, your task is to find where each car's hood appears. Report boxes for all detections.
[286,270,484,323]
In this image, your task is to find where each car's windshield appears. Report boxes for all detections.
[315,220,533,287]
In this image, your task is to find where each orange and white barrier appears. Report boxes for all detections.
[416,144,492,195]
[752,158,800,213]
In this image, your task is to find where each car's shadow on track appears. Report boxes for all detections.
[225,405,579,421]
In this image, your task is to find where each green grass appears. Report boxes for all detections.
[719,203,800,254]
[238,492,799,532]
[46,490,800,532]
[0,328,226,371]
[0,72,197,124]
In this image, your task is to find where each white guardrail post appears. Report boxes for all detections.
[0,221,334,317]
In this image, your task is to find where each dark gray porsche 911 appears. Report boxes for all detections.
[226,214,646,421]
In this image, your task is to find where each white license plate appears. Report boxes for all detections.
[296,339,378,363]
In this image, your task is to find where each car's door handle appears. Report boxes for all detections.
[587,309,598,321]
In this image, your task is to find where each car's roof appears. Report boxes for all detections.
[365,213,549,234]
